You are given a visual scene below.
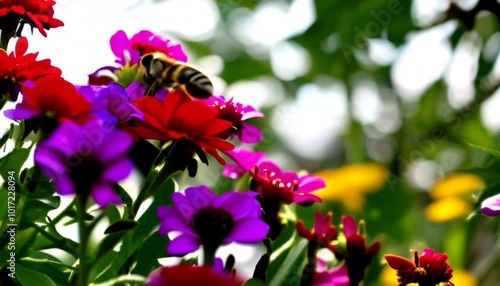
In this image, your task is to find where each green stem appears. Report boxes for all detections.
[51,198,76,225]
[76,196,91,286]
[202,245,216,265]
[0,32,10,50]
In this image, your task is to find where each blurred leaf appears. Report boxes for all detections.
[0,147,32,180]
[19,254,73,286]
[20,196,61,228]
[245,278,266,286]
[132,232,170,276]
[114,185,133,205]
[469,143,500,158]
[16,263,57,286]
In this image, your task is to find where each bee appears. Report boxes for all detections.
[139,52,213,98]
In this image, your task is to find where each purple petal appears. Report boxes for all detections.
[157,205,175,219]
[256,161,282,177]
[53,175,76,195]
[224,218,269,244]
[342,216,358,237]
[110,30,135,66]
[34,147,66,176]
[241,109,264,120]
[158,215,196,237]
[101,158,134,182]
[481,194,500,216]
[238,124,263,144]
[167,234,200,256]
[185,186,217,209]
[216,192,260,220]
[91,183,122,208]
[313,264,349,286]
[171,192,197,221]
[4,104,40,120]
[96,131,134,163]
[224,148,265,172]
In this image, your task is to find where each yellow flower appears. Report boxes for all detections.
[425,197,472,222]
[314,163,389,211]
[430,173,485,199]
[425,173,484,222]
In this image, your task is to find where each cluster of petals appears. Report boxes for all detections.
[203,95,264,144]
[0,0,63,37]
[146,264,244,286]
[34,120,134,208]
[156,185,269,256]
[225,148,324,205]
[296,211,337,249]
[130,90,234,164]
[0,37,61,101]
[385,248,454,286]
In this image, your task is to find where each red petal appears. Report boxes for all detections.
[15,37,28,57]
[385,254,416,271]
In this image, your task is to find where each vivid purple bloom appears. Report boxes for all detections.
[481,194,500,216]
[34,120,134,208]
[78,83,144,126]
[313,261,349,286]
[203,95,264,144]
[156,185,269,256]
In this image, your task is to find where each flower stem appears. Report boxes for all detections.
[76,196,91,286]
[0,32,10,50]
[202,245,217,265]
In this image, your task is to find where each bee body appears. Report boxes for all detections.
[140,52,213,98]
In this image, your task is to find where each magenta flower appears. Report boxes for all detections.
[89,30,187,85]
[204,95,264,143]
[224,148,325,205]
[156,185,269,256]
[481,193,500,216]
[313,261,349,286]
[34,120,134,207]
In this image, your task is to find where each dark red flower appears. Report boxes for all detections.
[146,264,244,286]
[0,0,63,37]
[0,37,61,101]
[385,248,454,286]
[296,211,337,249]
[332,216,380,286]
[131,90,234,164]
[5,76,92,124]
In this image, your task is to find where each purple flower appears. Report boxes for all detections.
[78,83,144,126]
[203,95,264,144]
[34,120,134,208]
[223,147,266,179]
[481,194,500,216]
[156,185,269,256]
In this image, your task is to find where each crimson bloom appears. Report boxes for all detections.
[146,264,244,286]
[4,76,92,132]
[131,90,234,164]
[296,211,337,249]
[0,0,63,37]
[385,248,454,286]
[332,216,381,286]
[0,37,61,101]
[204,95,264,143]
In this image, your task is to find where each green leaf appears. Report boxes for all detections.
[0,147,32,180]
[16,263,57,286]
[114,185,133,205]
[132,232,170,276]
[104,220,138,234]
[245,278,266,286]
[20,196,61,227]
[267,236,307,286]
[18,254,74,286]
[469,143,500,158]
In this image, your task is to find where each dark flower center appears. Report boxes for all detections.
[193,206,234,249]
[213,102,243,138]
[68,156,105,196]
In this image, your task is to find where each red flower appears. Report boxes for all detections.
[0,0,63,37]
[131,90,234,164]
[0,37,61,101]
[332,216,381,286]
[5,76,92,123]
[146,264,244,286]
[296,211,337,249]
[385,248,454,286]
